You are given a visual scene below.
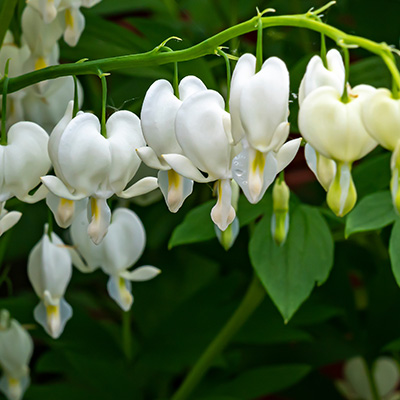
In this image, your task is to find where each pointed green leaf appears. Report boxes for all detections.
[249,204,334,322]
[345,191,396,238]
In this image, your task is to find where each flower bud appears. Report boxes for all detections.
[271,178,290,245]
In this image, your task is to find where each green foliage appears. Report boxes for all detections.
[249,203,334,322]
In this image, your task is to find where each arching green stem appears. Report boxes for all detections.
[320,33,328,67]
[0,59,10,145]
[216,48,231,111]
[98,70,108,138]
[1,10,400,94]
[161,46,179,98]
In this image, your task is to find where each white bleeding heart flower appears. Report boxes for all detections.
[70,208,160,311]
[0,310,33,400]
[298,84,378,216]
[41,107,158,244]
[336,356,400,400]
[361,88,400,213]
[0,122,50,204]
[26,0,101,46]
[27,226,73,339]
[0,203,22,236]
[229,54,301,204]
[298,49,344,190]
[162,89,238,231]
[138,76,207,212]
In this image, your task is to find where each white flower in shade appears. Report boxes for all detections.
[0,310,33,400]
[298,85,377,216]
[162,89,238,231]
[138,76,207,213]
[0,203,22,236]
[27,226,73,339]
[71,208,161,311]
[299,49,344,191]
[361,89,400,213]
[26,0,102,46]
[41,107,158,244]
[336,356,400,400]
[0,122,50,203]
[229,54,301,204]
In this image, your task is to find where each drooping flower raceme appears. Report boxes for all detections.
[229,54,301,204]
[362,89,400,213]
[0,310,33,400]
[41,107,158,244]
[0,122,50,204]
[298,49,345,190]
[71,208,160,311]
[27,226,73,338]
[162,89,238,231]
[138,76,207,213]
[298,84,377,216]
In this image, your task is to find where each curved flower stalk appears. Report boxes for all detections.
[299,49,344,190]
[229,54,301,204]
[0,310,33,400]
[162,89,238,231]
[0,203,22,236]
[138,76,207,212]
[298,84,377,216]
[26,0,102,46]
[41,106,158,244]
[27,225,73,339]
[71,208,160,311]
[0,122,50,203]
[362,89,400,213]
[336,356,400,400]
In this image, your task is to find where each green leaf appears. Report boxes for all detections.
[389,218,400,287]
[168,200,215,248]
[212,364,311,399]
[249,204,334,322]
[0,0,18,48]
[345,191,396,238]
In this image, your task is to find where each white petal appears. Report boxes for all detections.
[374,357,400,397]
[211,179,236,231]
[158,169,194,212]
[229,53,256,144]
[67,246,96,274]
[120,266,161,281]
[4,122,51,200]
[63,7,85,47]
[161,154,213,183]
[0,211,22,236]
[136,146,170,170]
[275,137,301,172]
[232,146,278,204]
[33,297,72,339]
[106,110,145,193]
[118,177,159,199]
[141,79,183,156]
[179,75,208,100]
[70,209,103,270]
[175,90,232,178]
[106,275,133,311]
[57,113,112,196]
[17,183,49,204]
[101,208,146,275]
[41,176,87,200]
[239,57,289,152]
[87,197,111,245]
